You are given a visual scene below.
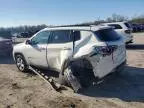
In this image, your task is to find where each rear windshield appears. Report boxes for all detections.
[94,28,120,41]
[108,24,122,29]
[124,23,131,28]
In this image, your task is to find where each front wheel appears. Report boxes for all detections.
[15,54,28,72]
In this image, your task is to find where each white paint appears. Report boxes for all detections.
[13,25,126,79]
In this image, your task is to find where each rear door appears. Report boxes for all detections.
[46,30,73,70]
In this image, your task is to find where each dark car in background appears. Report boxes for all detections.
[131,24,138,32]
[139,24,144,31]
[0,37,13,55]
[132,24,144,32]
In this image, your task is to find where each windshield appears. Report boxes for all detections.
[94,28,121,41]
[108,24,122,29]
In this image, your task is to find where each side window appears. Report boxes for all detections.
[31,31,50,44]
[108,24,122,29]
[73,31,81,41]
[50,30,71,43]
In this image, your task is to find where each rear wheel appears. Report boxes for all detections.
[15,54,28,72]
[62,61,94,89]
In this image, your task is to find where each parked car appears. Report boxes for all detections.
[139,24,144,31]
[142,24,144,31]
[0,37,13,55]
[132,24,144,32]
[20,32,29,38]
[13,25,126,89]
[131,24,138,32]
[103,22,133,43]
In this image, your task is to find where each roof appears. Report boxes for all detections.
[42,25,111,32]
[102,21,128,25]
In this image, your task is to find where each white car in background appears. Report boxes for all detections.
[13,25,126,89]
[102,22,133,43]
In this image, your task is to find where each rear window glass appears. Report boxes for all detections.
[94,29,120,41]
[50,30,71,43]
[108,24,122,29]
[124,23,131,28]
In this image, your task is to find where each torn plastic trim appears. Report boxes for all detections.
[61,55,99,90]
[64,67,82,92]
[28,65,62,91]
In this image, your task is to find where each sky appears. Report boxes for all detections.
[0,0,143,27]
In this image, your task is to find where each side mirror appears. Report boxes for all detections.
[25,39,31,45]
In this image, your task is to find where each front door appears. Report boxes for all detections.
[25,31,50,68]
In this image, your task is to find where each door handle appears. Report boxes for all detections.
[40,47,46,50]
[62,47,71,50]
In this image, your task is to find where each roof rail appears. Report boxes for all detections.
[47,24,100,28]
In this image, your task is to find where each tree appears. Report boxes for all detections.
[131,15,144,24]
[106,14,128,22]
[0,24,48,38]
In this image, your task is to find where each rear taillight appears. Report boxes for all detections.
[125,30,131,34]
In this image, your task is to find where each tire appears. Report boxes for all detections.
[15,54,28,72]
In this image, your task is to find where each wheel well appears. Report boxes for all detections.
[14,53,28,65]
[14,53,23,59]
[62,58,94,75]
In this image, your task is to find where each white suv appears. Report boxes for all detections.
[13,25,126,88]
[102,22,133,43]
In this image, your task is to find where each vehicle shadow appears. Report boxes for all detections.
[80,66,144,102]
[0,54,14,64]
[126,44,144,50]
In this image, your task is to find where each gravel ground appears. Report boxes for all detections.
[0,33,144,108]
